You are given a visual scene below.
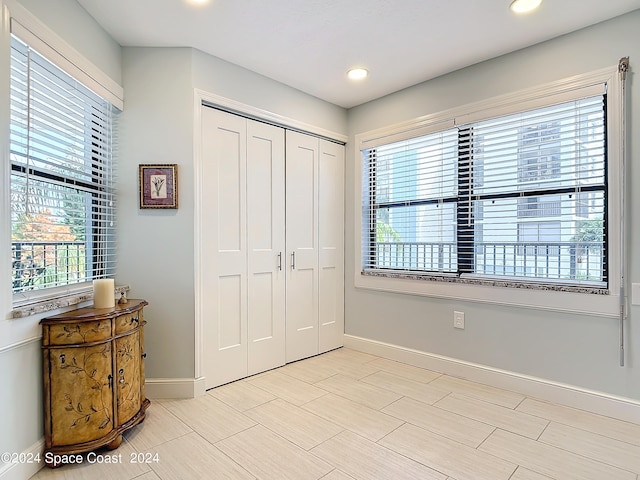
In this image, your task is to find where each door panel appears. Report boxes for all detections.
[319,140,345,353]
[217,128,243,251]
[247,121,286,375]
[285,131,319,362]
[202,108,248,388]
[249,272,275,341]
[218,275,243,349]
[287,267,316,362]
[287,143,316,247]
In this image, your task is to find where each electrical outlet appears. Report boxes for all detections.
[453,311,465,329]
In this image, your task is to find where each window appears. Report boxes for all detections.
[10,34,118,297]
[361,92,608,289]
[364,130,459,273]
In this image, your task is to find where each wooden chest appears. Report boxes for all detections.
[40,299,150,467]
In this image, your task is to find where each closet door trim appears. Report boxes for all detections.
[197,89,347,145]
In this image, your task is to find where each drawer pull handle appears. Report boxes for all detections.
[107,374,113,389]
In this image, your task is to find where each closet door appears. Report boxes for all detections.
[318,139,344,353]
[202,108,248,388]
[202,108,286,388]
[285,131,320,363]
[246,121,286,375]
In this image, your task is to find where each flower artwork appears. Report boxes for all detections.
[139,164,178,208]
[150,175,166,199]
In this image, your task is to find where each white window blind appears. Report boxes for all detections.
[363,129,459,273]
[362,95,607,288]
[10,34,118,295]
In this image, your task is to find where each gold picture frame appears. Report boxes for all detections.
[139,164,178,209]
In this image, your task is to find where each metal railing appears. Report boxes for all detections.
[375,241,457,272]
[373,241,604,281]
[476,241,603,280]
[12,241,87,292]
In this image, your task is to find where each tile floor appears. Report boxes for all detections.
[31,348,640,480]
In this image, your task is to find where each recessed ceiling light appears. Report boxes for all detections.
[510,0,542,14]
[186,0,210,6]
[347,68,368,80]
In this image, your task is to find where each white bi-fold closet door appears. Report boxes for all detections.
[285,130,345,363]
[201,107,344,389]
[201,109,286,388]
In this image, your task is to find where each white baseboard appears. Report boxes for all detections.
[145,377,206,399]
[344,334,640,425]
[0,439,44,480]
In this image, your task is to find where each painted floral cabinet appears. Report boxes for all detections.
[40,300,150,467]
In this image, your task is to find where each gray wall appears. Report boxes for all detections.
[0,341,42,471]
[15,0,121,83]
[345,10,640,400]
[192,49,347,135]
[118,47,347,380]
[118,47,196,379]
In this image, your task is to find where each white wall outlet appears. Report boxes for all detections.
[454,311,465,329]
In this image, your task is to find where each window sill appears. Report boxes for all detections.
[11,285,130,319]
[362,270,608,295]
[356,271,619,318]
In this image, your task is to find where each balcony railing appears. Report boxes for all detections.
[373,241,604,281]
[375,241,458,272]
[12,241,87,292]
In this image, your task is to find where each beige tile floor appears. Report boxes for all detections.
[31,348,640,480]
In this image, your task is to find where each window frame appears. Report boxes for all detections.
[9,33,117,306]
[1,1,123,318]
[354,67,623,317]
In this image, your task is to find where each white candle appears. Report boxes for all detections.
[93,279,115,308]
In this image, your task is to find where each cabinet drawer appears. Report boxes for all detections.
[47,320,112,346]
[114,312,142,334]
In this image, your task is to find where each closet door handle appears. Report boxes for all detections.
[291,251,296,270]
[277,252,282,271]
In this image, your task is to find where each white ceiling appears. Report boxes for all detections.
[76,0,640,108]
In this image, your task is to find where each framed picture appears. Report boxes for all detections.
[139,164,178,209]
